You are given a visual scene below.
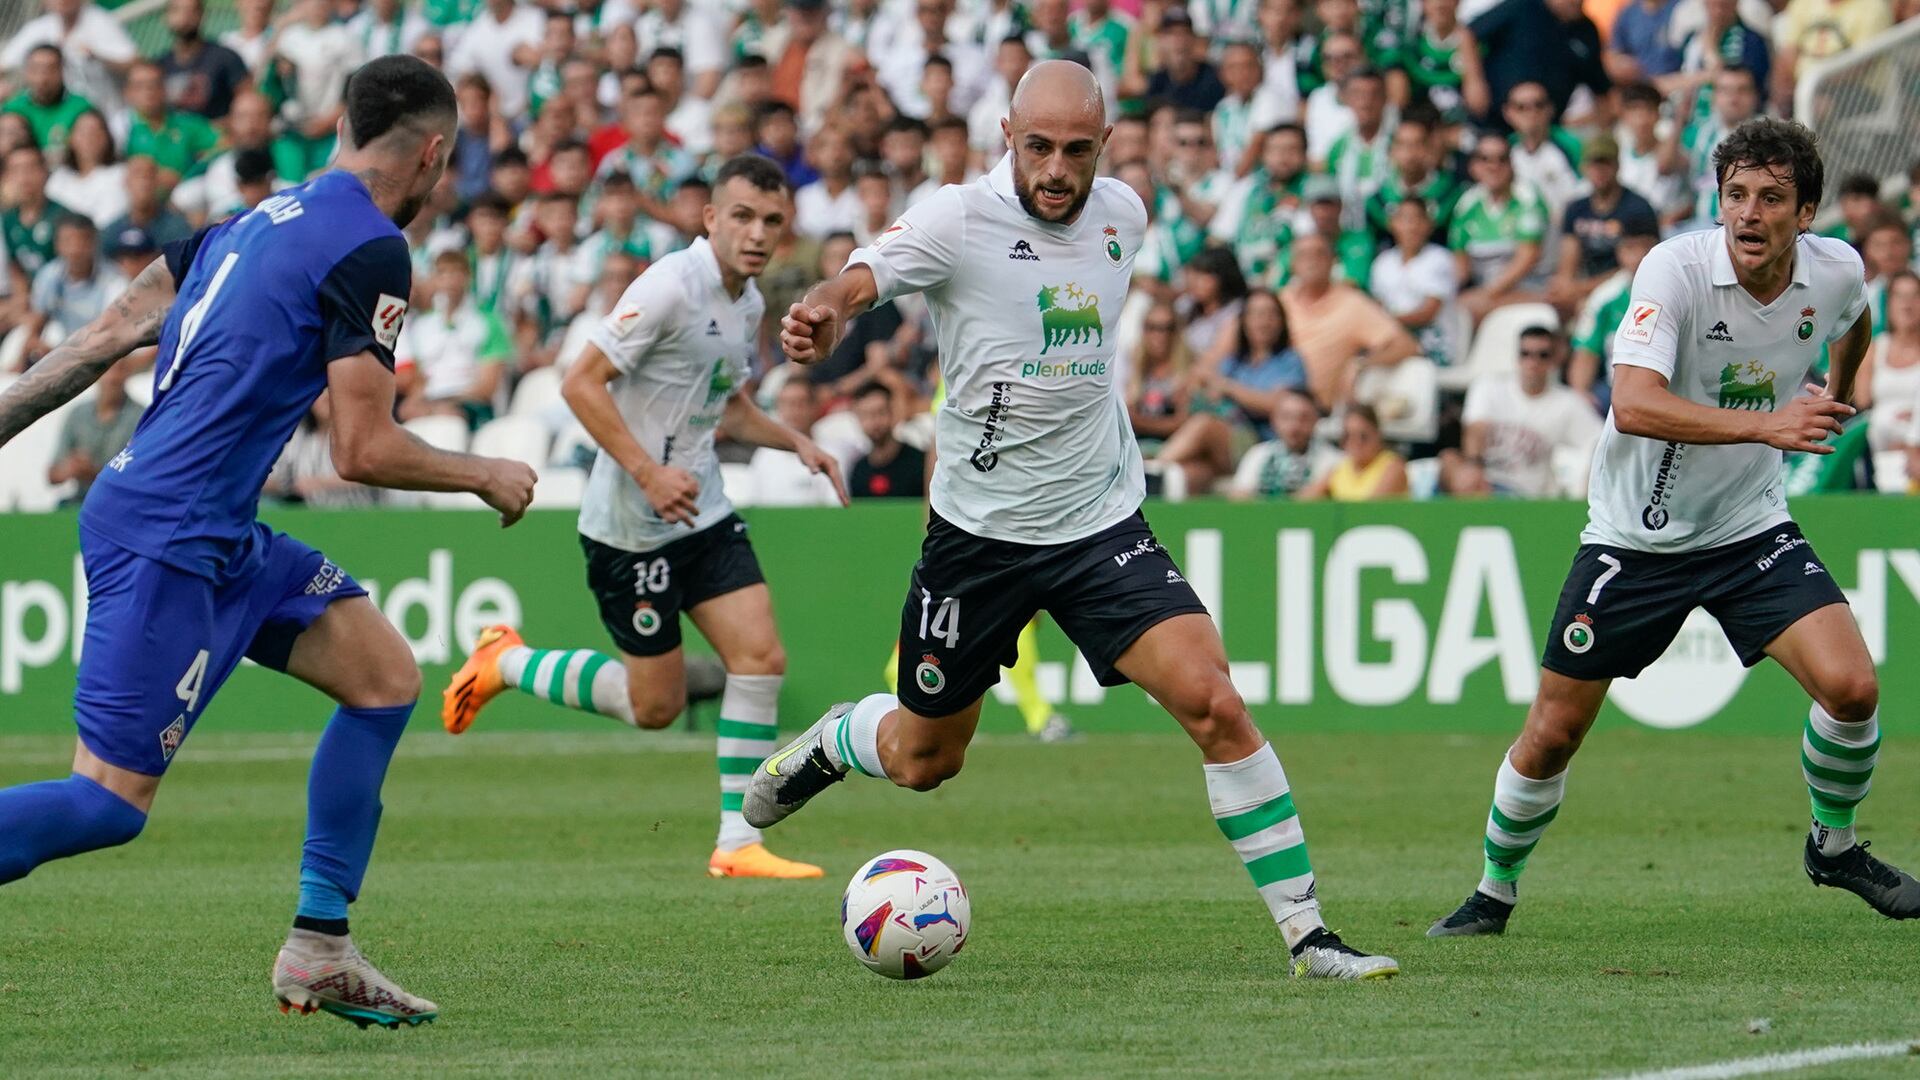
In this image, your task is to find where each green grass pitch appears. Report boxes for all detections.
[3,725,1918,1078]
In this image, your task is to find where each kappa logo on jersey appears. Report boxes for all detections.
[1717,360,1777,411]
[1620,301,1661,345]
[872,220,911,250]
[1008,239,1040,261]
[1036,283,1103,355]
[1797,306,1817,343]
[372,294,408,350]
[1641,440,1686,531]
[1102,225,1123,266]
[969,381,1010,473]
[158,715,186,761]
[1705,320,1734,342]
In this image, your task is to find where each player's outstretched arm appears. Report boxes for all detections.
[782,264,879,365]
[1612,365,1854,454]
[720,390,849,506]
[327,351,537,525]
[560,343,703,526]
[0,256,175,448]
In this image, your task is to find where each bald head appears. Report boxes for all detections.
[1002,60,1109,223]
[1009,60,1105,131]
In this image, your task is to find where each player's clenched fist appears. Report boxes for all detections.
[781,302,841,363]
[483,459,539,526]
[638,463,701,527]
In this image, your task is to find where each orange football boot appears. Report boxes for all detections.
[708,843,825,879]
[441,624,523,734]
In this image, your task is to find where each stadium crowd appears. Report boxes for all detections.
[2,0,1919,510]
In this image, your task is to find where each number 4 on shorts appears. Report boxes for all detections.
[176,649,210,715]
[918,590,960,648]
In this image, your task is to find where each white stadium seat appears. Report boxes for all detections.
[509,366,564,418]
[533,465,587,509]
[548,421,597,468]
[402,414,470,453]
[1873,449,1910,493]
[1355,356,1440,445]
[719,461,758,507]
[1463,302,1559,384]
[469,415,552,468]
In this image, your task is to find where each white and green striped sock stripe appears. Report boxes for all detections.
[716,674,781,851]
[1482,754,1566,886]
[503,646,633,724]
[1205,743,1321,941]
[1804,704,1878,828]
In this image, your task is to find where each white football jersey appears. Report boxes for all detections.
[1584,228,1868,552]
[579,237,762,553]
[846,155,1148,544]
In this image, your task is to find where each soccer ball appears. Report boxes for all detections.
[840,849,970,980]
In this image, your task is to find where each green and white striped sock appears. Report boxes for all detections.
[717,674,780,851]
[1480,753,1566,903]
[1206,743,1324,949]
[1804,704,1878,855]
[498,645,634,724]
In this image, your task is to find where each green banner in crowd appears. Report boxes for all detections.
[3,498,1918,738]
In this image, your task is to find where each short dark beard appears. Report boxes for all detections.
[1013,164,1091,224]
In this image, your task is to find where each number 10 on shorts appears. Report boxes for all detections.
[918,590,960,648]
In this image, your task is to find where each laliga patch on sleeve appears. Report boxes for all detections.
[872,220,911,250]
[610,301,645,337]
[373,293,408,350]
[1619,301,1661,345]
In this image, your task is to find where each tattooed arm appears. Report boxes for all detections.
[0,256,176,449]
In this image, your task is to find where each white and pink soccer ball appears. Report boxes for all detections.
[840,849,970,980]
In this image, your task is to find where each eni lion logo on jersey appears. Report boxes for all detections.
[703,357,736,407]
[1036,283,1103,354]
[1717,360,1776,411]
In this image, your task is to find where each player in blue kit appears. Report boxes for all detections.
[0,56,535,1029]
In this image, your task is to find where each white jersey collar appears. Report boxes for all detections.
[686,235,723,290]
[1709,227,1815,290]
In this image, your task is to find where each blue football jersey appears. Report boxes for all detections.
[81,171,412,579]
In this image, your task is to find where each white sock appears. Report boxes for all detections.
[1204,743,1324,949]
[822,693,893,780]
[499,645,634,724]
[1479,753,1567,904]
[716,674,780,851]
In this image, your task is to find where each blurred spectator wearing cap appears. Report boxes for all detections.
[1568,212,1660,408]
[1451,131,1550,321]
[22,213,125,368]
[1605,0,1685,88]
[1661,63,1758,232]
[1,0,138,118]
[760,0,862,136]
[1405,0,1491,126]
[794,124,861,240]
[123,60,219,189]
[1364,105,1461,248]
[48,354,142,505]
[446,0,543,119]
[1319,67,1393,224]
[271,0,362,180]
[1772,0,1892,117]
[1156,288,1308,492]
[1230,389,1339,500]
[102,223,163,283]
[1659,0,1770,121]
[1212,122,1309,285]
[3,144,75,283]
[1299,403,1408,500]
[171,89,277,227]
[46,109,125,228]
[4,44,92,160]
[398,248,514,428]
[1470,0,1609,128]
[1504,82,1581,226]
[158,0,251,121]
[1135,7,1226,112]
[1304,177,1375,286]
[347,0,428,62]
[1443,324,1599,496]
[1548,132,1659,315]
[1371,198,1463,368]
[1281,230,1419,409]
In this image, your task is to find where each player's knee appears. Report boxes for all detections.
[1170,677,1251,752]
[1818,670,1879,725]
[630,694,685,730]
[727,643,786,677]
[336,656,421,710]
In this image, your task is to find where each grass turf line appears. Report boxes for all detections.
[2,729,1919,1079]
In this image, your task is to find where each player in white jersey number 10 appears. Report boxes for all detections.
[754,60,1398,980]
[1432,117,1920,939]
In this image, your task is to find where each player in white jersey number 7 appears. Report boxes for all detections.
[757,60,1397,980]
[1431,117,1920,939]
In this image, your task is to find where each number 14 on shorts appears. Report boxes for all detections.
[918,589,960,648]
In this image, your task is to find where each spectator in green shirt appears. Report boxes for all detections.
[1568,216,1660,412]
[1304,178,1379,290]
[1,144,77,283]
[1363,104,1462,248]
[123,59,221,187]
[2,44,94,160]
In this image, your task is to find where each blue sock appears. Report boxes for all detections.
[297,703,413,932]
[0,774,147,885]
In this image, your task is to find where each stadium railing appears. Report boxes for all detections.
[1795,17,1920,218]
